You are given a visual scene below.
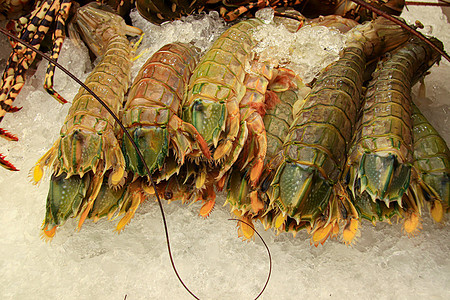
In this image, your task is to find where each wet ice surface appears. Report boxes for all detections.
[0,6,449,300]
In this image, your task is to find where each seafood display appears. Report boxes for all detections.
[0,3,449,298]
[3,3,441,243]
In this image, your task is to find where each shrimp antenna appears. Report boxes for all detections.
[350,0,450,62]
[229,218,273,300]
[0,26,273,299]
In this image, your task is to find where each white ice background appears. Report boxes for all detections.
[0,4,449,300]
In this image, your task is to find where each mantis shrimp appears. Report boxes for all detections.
[31,3,142,238]
[344,36,443,235]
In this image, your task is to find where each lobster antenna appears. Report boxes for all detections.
[0,26,199,299]
[405,1,450,6]
[0,26,273,300]
[349,0,450,62]
[229,218,273,300]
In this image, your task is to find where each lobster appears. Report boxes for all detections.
[345,36,443,205]
[182,17,305,221]
[122,42,210,179]
[0,0,72,170]
[182,18,265,185]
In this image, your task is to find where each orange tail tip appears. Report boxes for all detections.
[403,212,422,237]
[216,175,227,191]
[32,164,44,183]
[110,167,125,186]
[116,193,144,233]
[142,183,155,195]
[214,142,233,161]
[196,171,206,189]
[237,216,255,240]
[41,225,57,242]
[274,213,286,229]
[199,199,215,218]
[311,223,337,247]
[232,209,243,218]
[430,200,444,223]
[342,218,359,246]
[77,201,95,231]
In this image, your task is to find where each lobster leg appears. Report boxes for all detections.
[77,171,106,230]
[115,179,149,232]
[43,0,72,104]
[244,113,266,186]
[0,0,65,171]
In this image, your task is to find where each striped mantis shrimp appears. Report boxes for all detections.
[224,14,362,242]
[182,17,304,218]
[113,42,212,231]
[30,4,143,238]
[350,102,449,235]
[344,36,443,235]
[411,102,450,222]
[182,18,266,186]
[122,42,210,179]
[269,17,412,245]
[225,78,309,239]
